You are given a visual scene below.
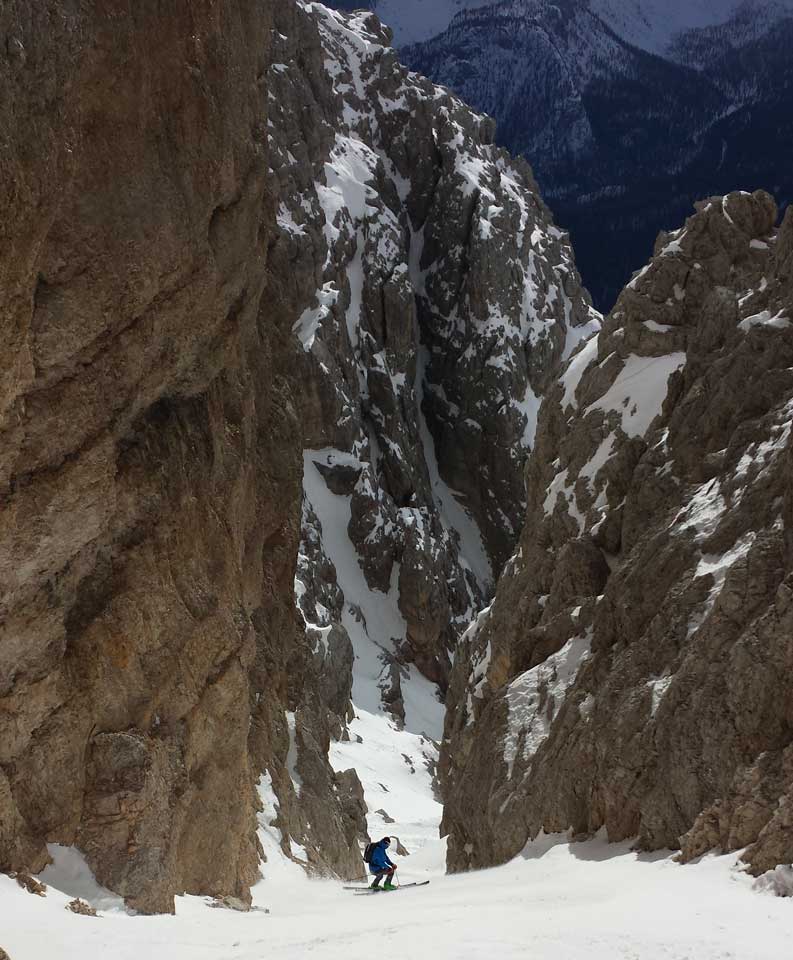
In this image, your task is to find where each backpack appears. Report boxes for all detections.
[363,841,376,864]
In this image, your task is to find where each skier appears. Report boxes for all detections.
[368,836,398,890]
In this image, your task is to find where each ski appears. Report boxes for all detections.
[349,881,430,895]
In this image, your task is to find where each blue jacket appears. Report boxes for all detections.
[370,840,395,873]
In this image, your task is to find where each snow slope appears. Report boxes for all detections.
[4,834,793,960]
[302,452,445,854]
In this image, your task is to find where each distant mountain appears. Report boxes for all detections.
[326,0,772,49]
[325,0,793,310]
[325,0,495,44]
[403,0,793,309]
[590,0,769,54]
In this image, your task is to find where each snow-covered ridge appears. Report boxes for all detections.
[530,192,790,616]
[590,0,793,55]
[332,0,793,54]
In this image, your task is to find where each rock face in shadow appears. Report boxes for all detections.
[442,191,793,877]
[0,0,311,914]
[268,2,599,699]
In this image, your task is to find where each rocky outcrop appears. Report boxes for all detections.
[0,0,322,914]
[269,1,598,699]
[443,191,793,876]
[1,0,382,908]
[67,898,98,917]
[0,0,599,911]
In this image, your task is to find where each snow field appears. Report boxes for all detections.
[4,834,792,960]
[330,707,442,855]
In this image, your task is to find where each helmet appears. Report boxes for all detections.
[382,836,391,846]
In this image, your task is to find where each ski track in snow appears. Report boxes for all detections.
[5,833,793,959]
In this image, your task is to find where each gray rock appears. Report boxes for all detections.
[209,895,250,913]
[270,1,599,696]
[443,191,793,876]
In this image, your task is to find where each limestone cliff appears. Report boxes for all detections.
[0,0,598,912]
[0,0,308,914]
[442,191,793,878]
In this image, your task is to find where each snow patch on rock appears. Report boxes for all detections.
[503,630,593,779]
[585,352,686,438]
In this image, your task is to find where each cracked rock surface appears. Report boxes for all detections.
[0,0,597,911]
[0,0,298,915]
[443,191,793,877]
[270,1,598,698]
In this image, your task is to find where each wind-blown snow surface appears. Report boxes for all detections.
[4,834,793,959]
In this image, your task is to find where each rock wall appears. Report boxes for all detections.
[269,1,599,702]
[0,0,609,912]
[443,190,793,877]
[0,0,316,914]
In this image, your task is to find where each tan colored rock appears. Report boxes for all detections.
[394,838,410,857]
[678,747,793,868]
[14,874,46,897]
[0,0,315,915]
[67,899,97,917]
